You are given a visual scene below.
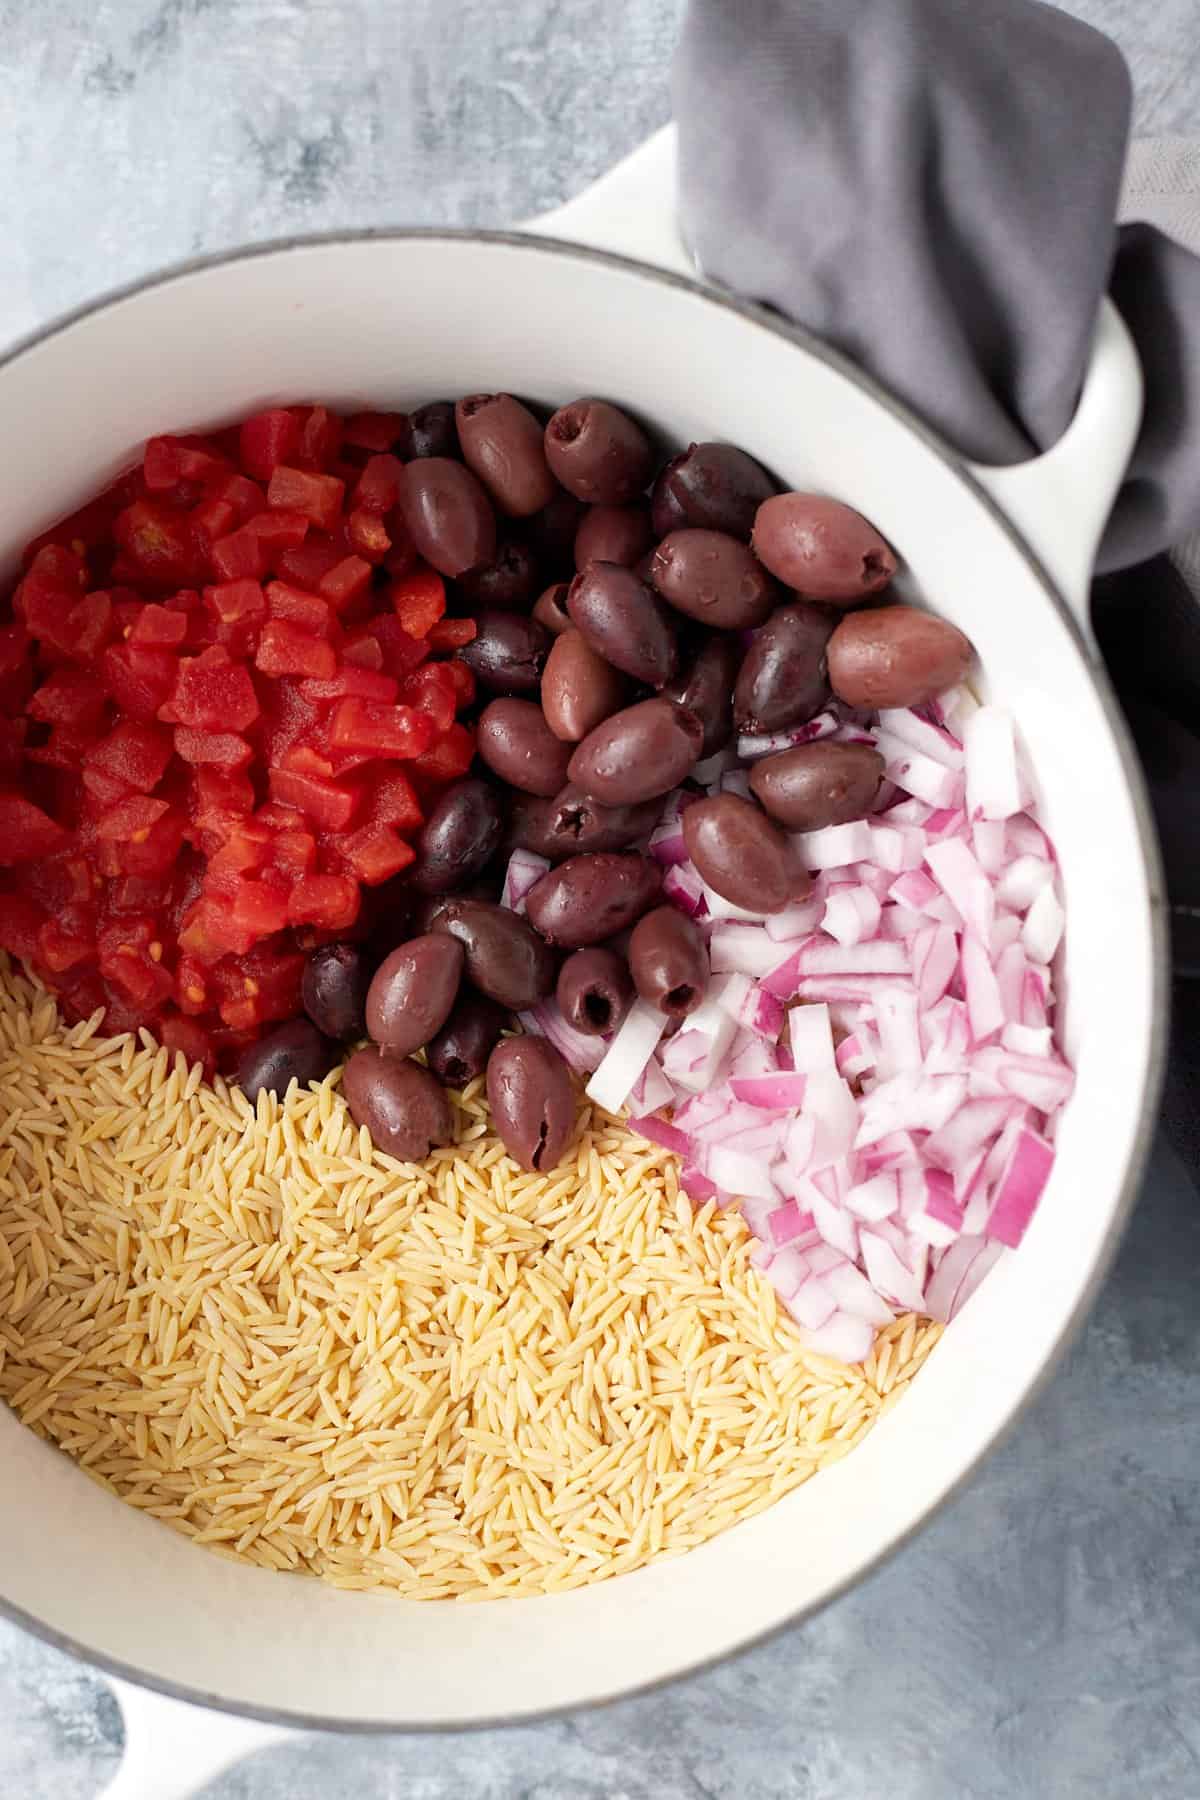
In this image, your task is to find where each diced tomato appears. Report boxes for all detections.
[96,795,170,842]
[159,1013,216,1077]
[443,659,477,709]
[427,617,478,653]
[209,471,266,526]
[174,726,254,769]
[353,454,404,516]
[0,892,48,957]
[26,727,92,776]
[239,409,303,483]
[346,508,391,562]
[83,722,173,798]
[0,625,34,712]
[17,547,89,655]
[367,767,423,834]
[296,406,343,471]
[0,718,27,778]
[37,912,96,974]
[116,809,186,879]
[143,436,229,493]
[189,766,255,834]
[129,603,189,648]
[267,466,345,533]
[343,412,406,453]
[298,665,399,706]
[268,766,363,832]
[166,647,259,732]
[271,829,317,880]
[69,591,118,661]
[28,668,109,731]
[400,662,457,735]
[275,540,343,592]
[204,576,267,654]
[102,642,178,722]
[318,555,373,611]
[346,615,428,679]
[329,697,436,760]
[391,567,446,640]
[287,872,360,929]
[114,499,206,587]
[210,525,267,582]
[330,825,416,886]
[192,494,237,542]
[0,794,71,863]
[408,722,476,786]
[255,619,337,681]
[264,581,334,636]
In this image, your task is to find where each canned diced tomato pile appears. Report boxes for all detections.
[0,406,477,1073]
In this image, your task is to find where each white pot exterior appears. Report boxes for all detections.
[0,133,1165,1757]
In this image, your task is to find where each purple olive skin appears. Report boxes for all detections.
[627,905,710,1020]
[456,537,540,610]
[662,633,740,758]
[427,990,508,1087]
[459,610,551,695]
[566,562,679,687]
[567,698,704,806]
[365,934,465,1055]
[733,601,835,733]
[650,529,776,629]
[342,1048,454,1163]
[574,504,655,572]
[456,393,558,517]
[524,852,663,948]
[477,699,574,797]
[398,402,460,461]
[399,458,497,578]
[431,899,557,1010]
[650,442,777,541]
[751,493,897,603]
[544,399,655,505]
[541,629,628,743]
[506,786,663,862]
[749,741,885,832]
[532,582,573,637]
[827,604,974,709]
[527,490,588,566]
[486,1034,576,1171]
[237,1019,336,1103]
[410,778,506,895]
[682,792,809,915]
[301,943,373,1043]
[555,947,633,1036]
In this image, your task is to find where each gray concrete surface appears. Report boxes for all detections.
[1,2,1198,1795]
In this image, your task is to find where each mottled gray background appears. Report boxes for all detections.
[1,2,1198,1796]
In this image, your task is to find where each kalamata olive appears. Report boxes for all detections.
[751,493,897,602]
[544,399,654,505]
[301,943,372,1043]
[460,610,551,695]
[650,442,777,541]
[628,906,709,1019]
[528,490,587,566]
[525,852,662,948]
[342,1047,453,1162]
[651,529,776,628]
[398,401,460,461]
[532,581,572,637]
[662,633,740,757]
[432,898,557,1010]
[749,741,885,831]
[541,629,627,743]
[827,604,974,709]
[682,792,807,914]
[456,537,539,610]
[733,601,835,732]
[574,504,654,572]
[400,457,496,578]
[507,785,662,862]
[555,947,633,1036]
[566,562,679,687]
[567,697,704,806]
[456,394,558,518]
[365,934,465,1054]
[237,1018,336,1103]
[477,698,573,797]
[427,989,508,1087]
[486,1035,576,1172]
[411,778,506,895]
[408,872,500,938]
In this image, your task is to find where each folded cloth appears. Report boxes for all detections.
[674,0,1200,1171]
[674,0,1200,577]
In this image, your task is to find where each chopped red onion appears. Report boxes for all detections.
[586,1000,667,1113]
[501,848,551,914]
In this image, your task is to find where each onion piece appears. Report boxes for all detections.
[519,1000,607,1075]
[795,819,876,870]
[800,1312,877,1363]
[662,862,707,919]
[736,711,839,761]
[729,1071,808,1110]
[586,1000,667,1114]
[501,848,551,914]
[1022,881,1065,963]
[963,705,1028,820]
[788,1002,836,1073]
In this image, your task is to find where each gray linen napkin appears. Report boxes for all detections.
[674,0,1200,581]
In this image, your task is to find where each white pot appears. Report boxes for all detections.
[0,130,1166,1797]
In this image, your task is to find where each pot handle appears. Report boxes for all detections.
[526,127,1144,635]
[98,1678,288,1800]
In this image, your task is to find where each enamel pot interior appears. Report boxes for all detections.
[0,234,1163,1728]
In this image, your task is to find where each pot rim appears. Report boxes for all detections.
[0,223,1170,1736]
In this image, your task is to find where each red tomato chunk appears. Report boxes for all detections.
[0,402,477,1070]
